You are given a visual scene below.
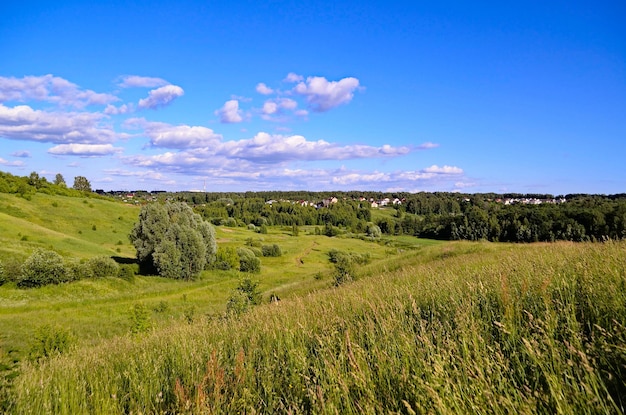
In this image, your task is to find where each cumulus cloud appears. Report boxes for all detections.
[284,72,304,83]
[0,104,118,144]
[48,143,123,156]
[118,75,169,88]
[423,165,463,174]
[293,76,361,112]
[137,85,184,109]
[262,101,278,115]
[0,74,118,108]
[215,99,243,123]
[417,142,439,150]
[256,83,274,95]
[11,150,31,158]
[104,103,133,115]
[125,118,222,149]
[0,157,24,167]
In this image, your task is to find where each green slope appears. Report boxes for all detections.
[0,192,138,261]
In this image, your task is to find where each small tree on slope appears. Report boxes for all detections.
[129,202,217,280]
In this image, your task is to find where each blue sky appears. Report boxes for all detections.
[1,1,624,194]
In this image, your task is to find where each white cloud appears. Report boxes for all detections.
[48,143,123,156]
[104,103,133,115]
[0,74,118,108]
[11,150,31,158]
[0,157,24,167]
[284,72,304,83]
[293,76,361,112]
[277,98,298,110]
[417,142,439,150]
[423,165,463,174]
[125,118,222,149]
[0,104,118,144]
[256,83,274,95]
[262,101,278,115]
[118,75,169,88]
[215,99,243,123]
[138,85,184,109]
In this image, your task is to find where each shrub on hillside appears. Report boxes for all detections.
[237,247,261,273]
[65,260,93,281]
[214,246,239,270]
[118,264,137,281]
[18,249,68,288]
[88,256,120,278]
[261,244,282,257]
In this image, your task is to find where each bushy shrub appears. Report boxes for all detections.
[247,223,256,231]
[118,264,137,281]
[88,256,120,278]
[366,223,382,239]
[214,246,239,270]
[261,244,282,257]
[65,260,93,281]
[245,237,262,247]
[224,217,237,227]
[18,249,68,288]
[0,260,4,286]
[327,249,369,286]
[237,247,261,273]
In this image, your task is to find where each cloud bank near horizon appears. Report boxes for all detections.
[0,74,465,191]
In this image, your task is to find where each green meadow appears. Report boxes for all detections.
[0,192,625,413]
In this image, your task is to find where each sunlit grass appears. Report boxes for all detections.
[9,241,626,414]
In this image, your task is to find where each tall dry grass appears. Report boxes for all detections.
[10,241,626,414]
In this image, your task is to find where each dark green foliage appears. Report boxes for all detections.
[237,247,261,273]
[87,256,120,278]
[261,244,282,257]
[18,249,68,287]
[28,325,73,360]
[129,202,217,280]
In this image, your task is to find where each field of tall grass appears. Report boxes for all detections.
[9,241,626,414]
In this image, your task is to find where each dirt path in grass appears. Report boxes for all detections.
[295,241,318,266]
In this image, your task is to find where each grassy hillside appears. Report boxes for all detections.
[8,241,626,414]
[0,192,139,262]
[0,191,434,412]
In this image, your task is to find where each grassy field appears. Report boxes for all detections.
[1,192,625,413]
[4,241,625,414]
[0,192,438,412]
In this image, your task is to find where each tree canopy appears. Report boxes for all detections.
[129,202,217,280]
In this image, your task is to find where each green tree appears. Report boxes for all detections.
[28,171,41,188]
[129,202,217,279]
[54,173,66,187]
[72,176,91,192]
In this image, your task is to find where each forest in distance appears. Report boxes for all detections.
[2,170,626,244]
